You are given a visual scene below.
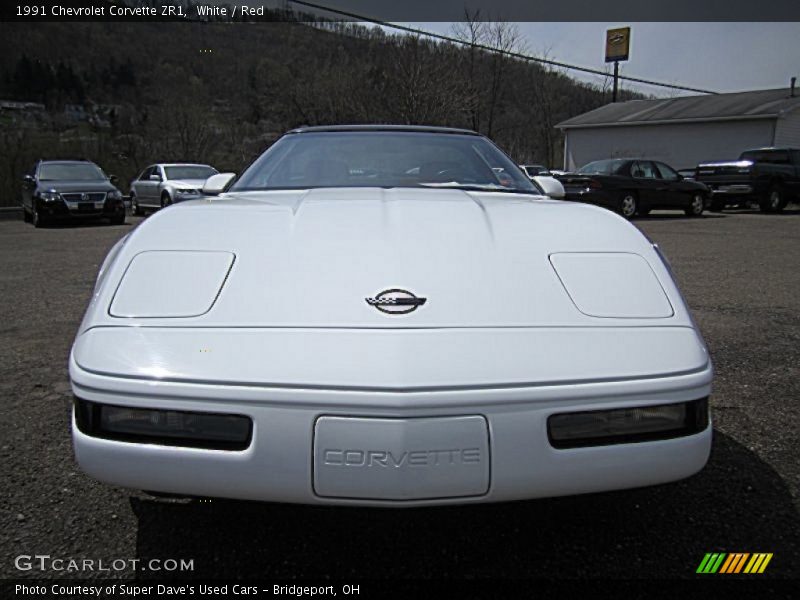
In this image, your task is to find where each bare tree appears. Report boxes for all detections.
[451,10,487,131]
[377,36,470,125]
[599,64,614,103]
[528,47,565,168]
[483,21,525,138]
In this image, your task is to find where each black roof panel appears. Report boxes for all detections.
[287,124,480,135]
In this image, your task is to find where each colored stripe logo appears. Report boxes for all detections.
[696,553,773,574]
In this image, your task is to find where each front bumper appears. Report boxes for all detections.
[37,198,125,220]
[172,192,203,203]
[709,184,754,196]
[70,327,713,506]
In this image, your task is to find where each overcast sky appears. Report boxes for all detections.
[405,22,800,97]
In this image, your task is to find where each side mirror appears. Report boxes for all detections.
[109,174,119,185]
[202,173,236,195]
[533,176,565,200]
[149,174,162,182]
[22,174,35,185]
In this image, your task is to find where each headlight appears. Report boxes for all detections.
[549,252,674,318]
[109,250,235,317]
[176,188,199,195]
[547,398,708,448]
[38,191,61,202]
[74,398,252,450]
[108,190,123,200]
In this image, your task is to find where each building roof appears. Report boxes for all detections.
[556,88,800,130]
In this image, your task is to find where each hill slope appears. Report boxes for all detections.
[0,19,638,204]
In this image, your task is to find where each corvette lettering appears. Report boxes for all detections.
[323,448,481,467]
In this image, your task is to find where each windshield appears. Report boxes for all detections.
[231,131,537,193]
[164,165,218,181]
[577,159,627,175]
[39,163,105,181]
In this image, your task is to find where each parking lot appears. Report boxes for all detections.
[1,207,798,580]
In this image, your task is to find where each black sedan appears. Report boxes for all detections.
[555,159,709,219]
[21,160,126,227]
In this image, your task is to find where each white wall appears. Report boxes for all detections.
[774,111,800,147]
[563,119,776,171]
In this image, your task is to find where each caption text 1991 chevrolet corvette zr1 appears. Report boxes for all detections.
[70,125,713,506]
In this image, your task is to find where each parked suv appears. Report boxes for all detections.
[695,147,800,212]
[129,163,218,215]
[21,160,126,227]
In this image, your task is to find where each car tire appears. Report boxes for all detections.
[110,213,126,226]
[131,194,144,216]
[619,193,638,219]
[161,193,172,209]
[32,205,48,228]
[685,193,705,217]
[760,185,786,213]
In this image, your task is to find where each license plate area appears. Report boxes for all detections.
[313,415,490,501]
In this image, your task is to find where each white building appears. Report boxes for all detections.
[556,87,800,171]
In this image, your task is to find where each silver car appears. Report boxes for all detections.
[519,164,549,178]
[129,163,218,215]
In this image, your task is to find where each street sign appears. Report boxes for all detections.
[605,27,631,63]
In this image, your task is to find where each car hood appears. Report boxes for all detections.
[83,187,693,330]
[37,180,117,193]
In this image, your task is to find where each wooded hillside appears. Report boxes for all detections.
[0,17,641,204]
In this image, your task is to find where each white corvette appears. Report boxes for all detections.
[70,126,712,506]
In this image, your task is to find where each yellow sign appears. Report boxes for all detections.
[605,27,631,63]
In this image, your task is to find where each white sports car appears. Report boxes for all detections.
[70,125,713,506]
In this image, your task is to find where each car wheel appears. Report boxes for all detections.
[110,212,126,226]
[685,193,705,217]
[131,194,144,216]
[161,193,172,208]
[32,205,47,228]
[619,193,638,219]
[760,185,786,213]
